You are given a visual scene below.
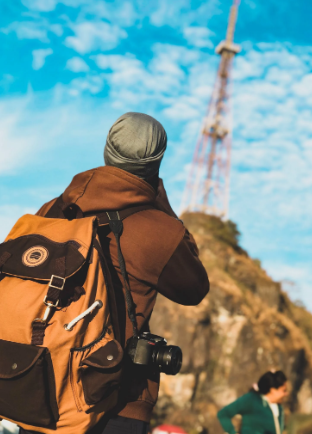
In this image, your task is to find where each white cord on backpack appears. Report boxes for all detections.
[64,300,103,331]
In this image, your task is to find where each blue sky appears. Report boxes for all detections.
[0,0,312,309]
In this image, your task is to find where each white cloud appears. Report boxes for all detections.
[265,66,298,84]
[66,56,89,72]
[163,96,202,121]
[150,2,186,27]
[292,73,312,97]
[94,53,140,71]
[21,0,139,28]
[0,97,40,174]
[113,2,137,26]
[0,89,117,176]
[32,48,53,70]
[22,0,139,27]
[150,0,221,28]
[152,43,201,66]
[50,24,63,37]
[2,21,49,42]
[67,74,104,95]
[234,56,263,80]
[90,43,209,110]
[21,0,58,12]
[65,21,127,54]
[1,17,63,43]
[80,1,138,27]
[183,27,214,48]
[93,50,185,101]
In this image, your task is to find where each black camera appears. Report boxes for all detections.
[127,332,182,375]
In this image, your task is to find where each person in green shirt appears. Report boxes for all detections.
[217,371,288,434]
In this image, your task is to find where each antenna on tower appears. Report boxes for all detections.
[181,0,241,219]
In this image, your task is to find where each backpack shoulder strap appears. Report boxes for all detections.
[105,212,139,339]
[45,195,155,223]
[95,204,154,225]
[92,238,122,344]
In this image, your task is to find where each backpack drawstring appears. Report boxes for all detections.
[64,300,103,331]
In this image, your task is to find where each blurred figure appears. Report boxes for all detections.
[217,371,288,434]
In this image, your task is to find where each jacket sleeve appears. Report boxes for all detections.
[156,227,209,306]
[154,178,209,306]
[217,394,252,434]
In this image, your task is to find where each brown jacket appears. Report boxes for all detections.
[37,166,209,423]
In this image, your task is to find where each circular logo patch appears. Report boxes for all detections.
[22,246,49,267]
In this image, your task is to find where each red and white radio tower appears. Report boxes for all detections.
[181,0,241,219]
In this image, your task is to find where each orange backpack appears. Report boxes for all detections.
[0,205,144,434]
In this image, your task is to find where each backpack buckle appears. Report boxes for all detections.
[43,296,59,308]
[49,275,65,290]
[32,318,47,325]
[33,305,51,324]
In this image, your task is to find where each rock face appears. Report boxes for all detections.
[150,213,312,434]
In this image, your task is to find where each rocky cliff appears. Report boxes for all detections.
[150,212,312,434]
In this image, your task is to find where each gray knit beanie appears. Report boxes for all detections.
[104,112,167,179]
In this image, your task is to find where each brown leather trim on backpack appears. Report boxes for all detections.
[44,195,84,220]
[0,252,11,281]
[0,252,12,268]
[79,339,124,405]
[31,257,66,346]
[44,195,65,219]
[45,257,66,306]
[0,235,83,282]
[80,340,123,369]
[0,339,59,426]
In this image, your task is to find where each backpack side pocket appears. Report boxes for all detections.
[80,339,123,405]
[70,338,123,412]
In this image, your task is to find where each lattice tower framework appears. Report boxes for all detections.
[181,0,241,219]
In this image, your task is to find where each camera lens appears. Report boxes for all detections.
[154,345,182,375]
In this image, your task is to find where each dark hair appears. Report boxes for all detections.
[145,173,159,192]
[257,371,287,394]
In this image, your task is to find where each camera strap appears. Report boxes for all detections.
[106,211,139,338]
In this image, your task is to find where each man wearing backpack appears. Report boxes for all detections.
[2,112,209,434]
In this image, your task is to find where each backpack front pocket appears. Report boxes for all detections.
[0,339,59,427]
[70,337,123,412]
